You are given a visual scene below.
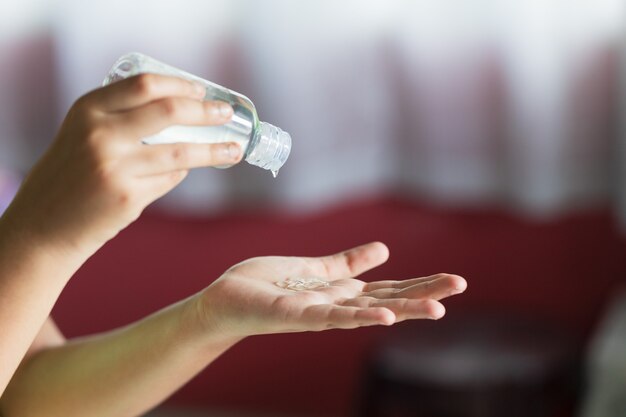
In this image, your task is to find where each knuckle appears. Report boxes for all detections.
[206,145,221,164]
[159,98,181,118]
[96,167,134,208]
[83,124,120,160]
[133,73,159,98]
[68,94,97,122]
[116,188,133,208]
[92,162,116,191]
[93,160,117,185]
[85,123,111,145]
[169,143,189,165]
[73,93,91,112]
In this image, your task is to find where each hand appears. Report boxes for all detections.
[195,242,467,339]
[4,74,242,254]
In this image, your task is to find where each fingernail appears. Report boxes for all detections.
[218,102,233,117]
[193,84,206,98]
[227,143,241,161]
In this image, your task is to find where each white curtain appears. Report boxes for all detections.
[0,0,624,220]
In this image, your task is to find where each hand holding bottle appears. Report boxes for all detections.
[105,53,292,176]
[2,74,242,256]
[192,242,467,340]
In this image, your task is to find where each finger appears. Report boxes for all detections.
[138,170,189,201]
[341,297,445,321]
[363,274,466,301]
[113,97,233,139]
[87,73,207,112]
[302,304,395,330]
[129,142,242,175]
[363,274,447,292]
[314,242,390,281]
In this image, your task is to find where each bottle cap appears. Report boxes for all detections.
[245,122,292,177]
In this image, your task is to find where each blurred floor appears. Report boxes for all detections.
[146,407,329,417]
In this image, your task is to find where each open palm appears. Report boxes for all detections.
[199,242,467,338]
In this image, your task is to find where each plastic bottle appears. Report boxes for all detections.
[103,52,291,177]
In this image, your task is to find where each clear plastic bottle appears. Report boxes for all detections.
[103,52,291,177]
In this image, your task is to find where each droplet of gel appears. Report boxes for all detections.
[276,277,330,291]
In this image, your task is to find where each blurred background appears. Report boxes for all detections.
[2,0,626,416]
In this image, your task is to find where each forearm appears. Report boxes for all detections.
[0,209,92,395]
[0,295,240,417]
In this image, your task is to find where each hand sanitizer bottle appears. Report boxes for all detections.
[103,52,291,177]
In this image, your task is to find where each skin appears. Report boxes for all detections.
[0,74,467,417]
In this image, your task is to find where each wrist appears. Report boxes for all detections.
[1,196,103,262]
[180,292,244,351]
[0,209,93,283]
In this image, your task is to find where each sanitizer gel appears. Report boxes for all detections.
[103,52,291,176]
